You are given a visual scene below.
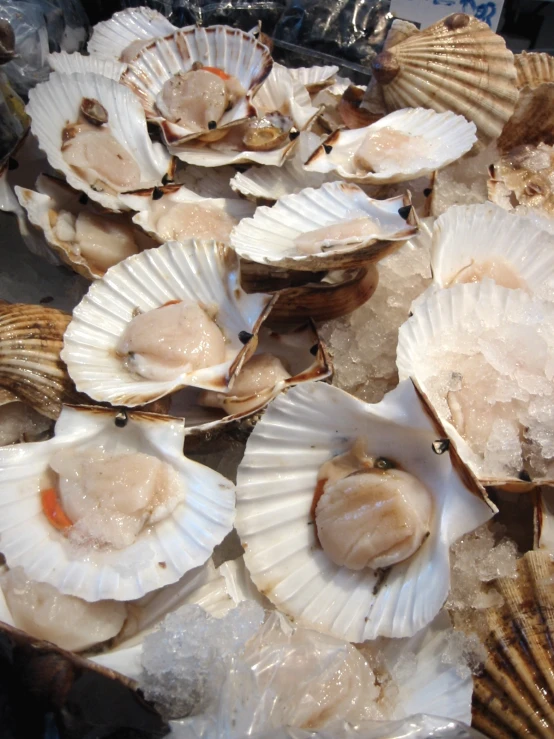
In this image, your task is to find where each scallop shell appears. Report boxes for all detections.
[288,65,338,94]
[87,7,177,62]
[174,163,237,199]
[534,486,554,553]
[515,51,554,88]
[235,379,494,641]
[253,64,319,131]
[132,185,255,244]
[0,303,81,420]
[231,183,417,271]
[0,405,235,602]
[472,550,554,738]
[498,83,554,154]
[15,176,155,280]
[61,239,274,407]
[48,52,126,81]
[431,202,554,298]
[120,26,273,145]
[27,72,172,212]
[305,108,477,184]
[397,280,554,489]
[230,155,335,202]
[366,13,518,147]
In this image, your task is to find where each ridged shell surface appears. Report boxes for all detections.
[87,7,177,62]
[305,108,476,184]
[167,135,298,168]
[0,303,80,419]
[230,182,417,270]
[61,240,273,407]
[235,379,494,641]
[48,52,126,81]
[230,157,335,202]
[498,83,554,153]
[121,26,273,144]
[368,14,518,146]
[253,64,319,130]
[515,51,554,88]
[288,65,338,92]
[27,72,172,212]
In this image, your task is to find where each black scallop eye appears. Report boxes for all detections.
[374,457,394,470]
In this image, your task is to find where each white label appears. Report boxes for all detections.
[389,0,504,31]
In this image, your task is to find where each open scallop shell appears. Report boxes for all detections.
[0,405,235,603]
[472,550,554,738]
[231,183,417,271]
[121,26,273,145]
[132,185,255,244]
[515,51,554,88]
[87,7,177,62]
[253,64,319,131]
[397,280,554,489]
[365,13,518,147]
[288,65,338,94]
[61,239,274,407]
[230,155,335,202]
[0,303,82,420]
[498,82,554,154]
[27,72,172,212]
[430,202,554,299]
[15,175,155,280]
[48,52,126,81]
[235,379,494,641]
[304,108,477,184]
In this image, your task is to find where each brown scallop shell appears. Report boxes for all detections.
[515,51,554,88]
[498,83,554,154]
[365,13,518,147]
[0,303,82,419]
[472,550,554,738]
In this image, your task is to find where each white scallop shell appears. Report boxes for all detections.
[121,25,273,145]
[235,379,494,641]
[132,186,256,243]
[230,182,417,270]
[304,108,477,184]
[48,52,126,81]
[431,203,554,299]
[0,405,235,602]
[167,131,298,168]
[175,164,237,199]
[88,7,177,62]
[288,65,339,92]
[253,64,319,131]
[397,280,554,487]
[27,72,172,212]
[61,239,273,407]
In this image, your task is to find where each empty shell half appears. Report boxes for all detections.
[120,25,273,145]
[235,379,494,641]
[253,64,319,131]
[48,52,126,81]
[230,182,417,270]
[27,72,172,212]
[61,239,274,407]
[288,65,338,94]
[304,108,476,184]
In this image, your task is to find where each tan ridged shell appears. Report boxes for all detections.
[515,51,554,88]
[498,83,554,153]
[366,13,518,146]
[472,550,554,738]
[0,303,81,419]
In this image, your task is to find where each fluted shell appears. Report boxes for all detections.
[231,183,417,271]
[515,51,554,88]
[431,202,554,298]
[61,240,274,407]
[27,72,172,212]
[235,379,494,641]
[120,26,273,145]
[397,280,554,489]
[15,176,155,280]
[367,13,518,147]
[498,82,554,154]
[253,64,319,131]
[48,52,126,81]
[0,405,235,603]
[218,556,271,608]
[472,550,554,738]
[305,108,477,184]
[488,143,554,219]
[88,7,177,62]
[288,65,338,94]
[131,185,255,244]
[535,486,554,553]
[0,303,81,420]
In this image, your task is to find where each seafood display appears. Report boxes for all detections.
[1,6,553,739]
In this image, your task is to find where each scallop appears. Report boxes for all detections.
[48,51,127,81]
[253,63,319,132]
[87,7,177,62]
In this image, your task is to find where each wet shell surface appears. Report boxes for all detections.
[61,239,273,407]
[87,7,177,62]
[366,13,518,146]
[230,183,417,271]
[0,302,81,420]
[515,51,554,88]
[305,108,477,184]
[27,72,172,212]
[488,143,554,219]
[472,550,554,739]
[430,202,554,298]
[235,379,494,641]
[121,25,273,145]
[253,64,319,131]
[48,52,126,81]
[0,405,235,603]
